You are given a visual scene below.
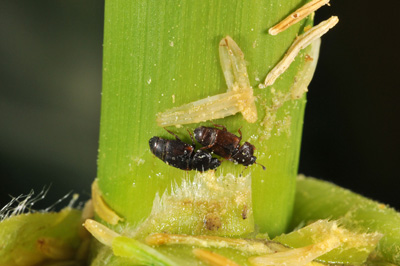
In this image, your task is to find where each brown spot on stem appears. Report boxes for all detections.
[242,204,248,219]
[204,213,221,231]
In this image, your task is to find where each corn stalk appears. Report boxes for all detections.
[98,0,312,238]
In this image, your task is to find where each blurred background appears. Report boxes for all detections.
[1,1,399,210]
[0,1,103,209]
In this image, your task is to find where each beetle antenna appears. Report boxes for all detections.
[255,162,266,170]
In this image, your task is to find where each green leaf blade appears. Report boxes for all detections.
[293,176,400,264]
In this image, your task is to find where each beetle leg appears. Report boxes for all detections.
[237,127,243,143]
[239,166,249,176]
[211,122,227,131]
[164,127,181,141]
[187,129,196,147]
[199,143,215,150]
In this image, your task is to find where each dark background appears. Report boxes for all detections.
[1,1,399,210]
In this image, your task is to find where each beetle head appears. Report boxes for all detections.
[191,150,221,171]
[194,126,210,146]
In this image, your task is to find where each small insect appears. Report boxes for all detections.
[194,125,265,170]
[149,129,221,171]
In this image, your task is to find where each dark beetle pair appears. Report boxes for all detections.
[149,125,263,171]
[149,128,220,172]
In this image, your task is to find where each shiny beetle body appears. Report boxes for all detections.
[194,125,260,168]
[149,129,221,171]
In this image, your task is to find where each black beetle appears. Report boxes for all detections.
[194,125,265,169]
[149,128,221,171]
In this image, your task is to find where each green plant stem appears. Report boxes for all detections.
[112,236,179,266]
[98,0,312,237]
[292,176,400,265]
